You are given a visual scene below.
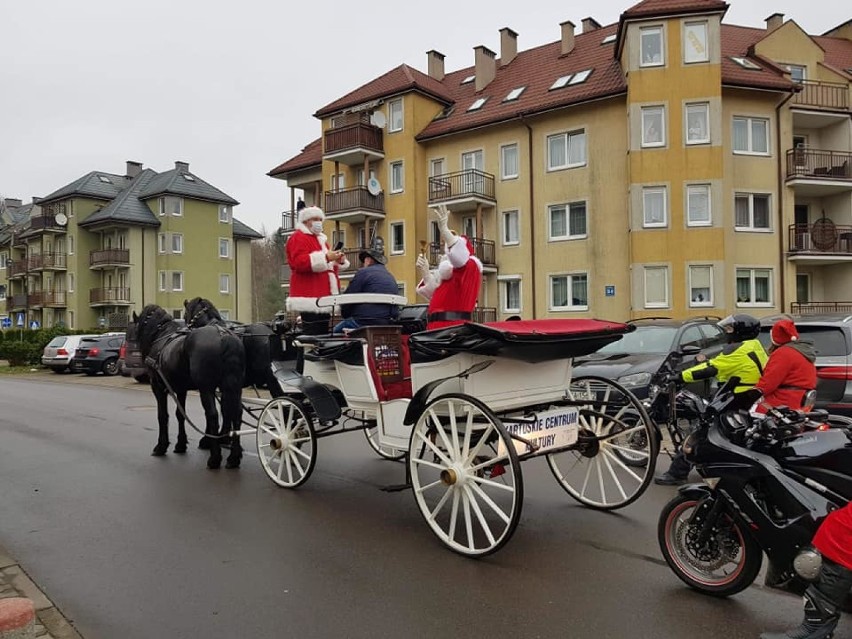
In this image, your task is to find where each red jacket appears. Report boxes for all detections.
[755,342,817,410]
[813,502,852,570]
[285,227,344,314]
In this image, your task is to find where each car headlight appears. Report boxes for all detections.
[617,372,653,388]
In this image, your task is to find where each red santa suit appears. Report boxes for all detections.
[285,206,349,314]
[813,502,852,571]
[755,319,817,411]
[416,236,483,330]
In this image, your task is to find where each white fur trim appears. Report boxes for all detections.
[286,297,330,313]
[446,238,471,268]
[299,206,324,223]
[310,250,327,273]
[437,259,454,281]
[328,271,340,295]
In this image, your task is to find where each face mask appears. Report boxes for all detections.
[310,221,323,235]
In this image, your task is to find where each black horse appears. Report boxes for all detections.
[128,304,246,469]
[183,297,286,398]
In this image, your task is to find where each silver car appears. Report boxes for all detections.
[41,334,97,373]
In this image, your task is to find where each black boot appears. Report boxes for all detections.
[760,559,852,639]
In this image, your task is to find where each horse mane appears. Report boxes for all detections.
[132,304,176,353]
[185,297,223,327]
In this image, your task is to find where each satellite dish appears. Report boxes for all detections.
[367,178,382,196]
[55,213,68,226]
[370,111,387,129]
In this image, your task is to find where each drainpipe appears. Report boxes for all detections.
[519,112,537,318]
[775,88,797,313]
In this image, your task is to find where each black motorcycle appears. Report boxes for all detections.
[658,377,852,597]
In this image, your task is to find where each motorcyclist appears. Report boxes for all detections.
[655,313,768,485]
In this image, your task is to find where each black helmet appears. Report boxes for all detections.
[717,314,760,341]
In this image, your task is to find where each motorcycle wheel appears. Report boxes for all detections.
[658,493,762,597]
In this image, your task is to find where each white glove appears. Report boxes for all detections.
[416,254,431,282]
[432,204,457,247]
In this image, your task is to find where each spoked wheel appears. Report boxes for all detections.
[364,424,406,461]
[256,397,317,488]
[408,393,523,557]
[659,494,762,596]
[546,376,658,510]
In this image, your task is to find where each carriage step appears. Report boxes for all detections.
[379,483,411,493]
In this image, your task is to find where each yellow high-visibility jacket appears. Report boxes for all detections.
[681,338,768,393]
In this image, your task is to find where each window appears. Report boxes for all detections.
[159,196,182,216]
[687,185,711,226]
[171,271,184,292]
[640,26,664,66]
[689,265,713,306]
[429,158,445,177]
[219,238,231,258]
[332,229,346,248]
[502,210,519,245]
[550,75,572,90]
[731,56,761,70]
[388,99,403,132]
[733,117,769,154]
[684,21,709,63]
[602,34,617,44]
[547,130,586,170]
[390,222,404,254]
[219,274,230,294]
[396,283,406,299]
[501,144,519,179]
[158,271,166,292]
[356,167,377,186]
[68,273,75,293]
[686,103,709,145]
[182,174,195,182]
[549,202,587,240]
[787,65,806,83]
[219,205,231,223]
[157,233,166,253]
[641,106,665,147]
[390,161,404,193]
[0,252,7,269]
[461,75,475,84]
[98,175,112,184]
[331,173,345,190]
[735,193,771,230]
[643,187,667,227]
[644,266,669,308]
[68,311,74,329]
[172,309,183,320]
[568,69,592,85]
[0,284,6,301]
[468,98,488,112]
[500,278,521,313]
[550,274,588,310]
[504,87,525,102]
[172,233,183,254]
[736,268,772,305]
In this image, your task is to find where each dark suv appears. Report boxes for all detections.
[759,314,852,417]
[70,335,125,376]
[572,317,728,400]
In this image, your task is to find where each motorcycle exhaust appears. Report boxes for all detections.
[792,547,822,581]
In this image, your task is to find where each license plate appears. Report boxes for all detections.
[500,406,580,455]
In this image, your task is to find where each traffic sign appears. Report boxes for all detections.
[0,317,11,329]
[29,320,40,330]
[16,313,24,327]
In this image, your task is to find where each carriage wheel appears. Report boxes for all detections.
[256,397,317,488]
[364,425,406,461]
[408,393,523,557]
[546,376,657,510]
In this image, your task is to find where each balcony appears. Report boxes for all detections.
[90,248,130,269]
[281,210,298,235]
[7,260,27,279]
[28,252,67,271]
[788,222,852,265]
[791,301,852,315]
[338,248,365,276]
[472,307,497,323]
[428,237,497,272]
[324,187,385,223]
[427,170,496,212]
[5,294,27,312]
[322,121,384,166]
[791,80,849,111]
[786,149,852,196]
[90,287,131,306]
[28,291,66,308]
[29,214,65,232]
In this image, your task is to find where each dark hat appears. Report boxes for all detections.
[358,248,386,265]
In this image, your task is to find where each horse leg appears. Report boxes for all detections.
[198,388,212,450]
[151,382,170,456]
[224,388,244,469]
[174,389,189,454]
[200,390,222,469]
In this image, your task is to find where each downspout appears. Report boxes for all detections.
[234,239,239,321]
[520,113,537,318]
[775,87,797,313]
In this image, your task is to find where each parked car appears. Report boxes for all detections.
[759,314,852,417]
[69,335,125,376]
[572,317,728,400]
[41,334,98,373]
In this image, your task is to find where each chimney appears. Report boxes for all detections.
[474,45,497,92]
[426,49,445,81]
[126,160,143,178]
[500,27,518,66]
[175,161,189,172]
[582,17,602,33]
[3,198,22,209]
[561,20,576,55]
[765,13,784,32]
[31,197,41,204]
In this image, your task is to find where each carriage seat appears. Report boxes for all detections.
[348,326,412,401]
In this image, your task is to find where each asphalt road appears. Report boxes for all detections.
[0,373,825,639]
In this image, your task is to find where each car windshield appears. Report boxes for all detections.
[595,325,678,354]
[47,337,67,347]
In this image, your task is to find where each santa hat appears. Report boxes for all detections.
[299,206,324,224]
[771,318,799,345]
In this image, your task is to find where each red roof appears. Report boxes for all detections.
[720,25,796,90]
[267,138,322,177]
[622,0,728,19]
[814,35,852,74]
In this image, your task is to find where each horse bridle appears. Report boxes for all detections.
[186,303,211,328]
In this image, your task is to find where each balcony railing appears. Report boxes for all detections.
[472,307,497,323]
[791,301,852,314]
[324,186,385,218]
[428,237,496,267]
[29,215,65,232]
[28,292,64,307]
[6,294,27,311]
[281,210,298,233]
[791,80,849,111]
[787,149,852,180]
[7,261,27,277]
[788,223,852,254]
[89,287,131,304]
[428,170,496,204]
[323,121,383,157]
[90,248,130,268]
[29,252,67,270]
[339,248,364,275]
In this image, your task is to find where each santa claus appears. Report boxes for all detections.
[416,204,483,330]
[285,205,349,335]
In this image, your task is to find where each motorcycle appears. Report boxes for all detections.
[657,376,852,598]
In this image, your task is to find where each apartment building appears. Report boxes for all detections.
[0,161,261,330]
[268,0,852,320]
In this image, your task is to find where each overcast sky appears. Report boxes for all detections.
[1,1,848,236]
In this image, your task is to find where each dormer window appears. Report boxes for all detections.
[98,175,112,184]
[569,69,592,85]
[461,75,475,85]
[731,56,761,70]
[467,97,488,112]
[503,86,526,102]
[786,64,806,83]
[550,75,572,90]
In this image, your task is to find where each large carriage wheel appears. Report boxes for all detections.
[546,376,657,510]
[364,424,406,461]
[408,393,523,557]
[256,397,317,488]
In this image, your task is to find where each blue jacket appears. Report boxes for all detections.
[341,264,399,324]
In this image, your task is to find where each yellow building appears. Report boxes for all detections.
[268,0,852,321]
